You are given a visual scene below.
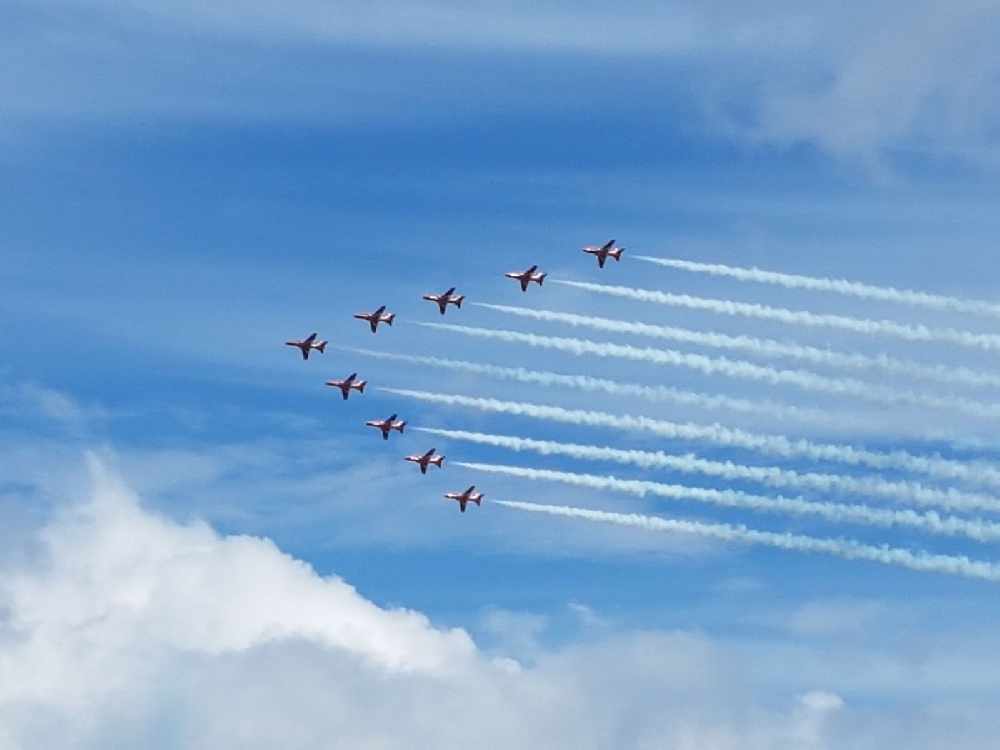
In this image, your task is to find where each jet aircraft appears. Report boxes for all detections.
[366,413,406,440]
[285,332,327,360]
[582,239,624,268]
[444,485,484,513]
[354,306,396,333]
[505,265,547,292]
[325,373,367,400]
[422,287,465,315]
[404,448,445,474]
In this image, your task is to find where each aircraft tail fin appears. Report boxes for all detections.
[357,381,367,393]
[431,455,444,467]
[536,273,547,286]
[455,296,465,308]
[396,421,406,433]
[610,248,623,261]
[315,341,327,354]
[386,313,396,326]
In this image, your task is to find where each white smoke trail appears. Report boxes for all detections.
[472,302,1000,391]
[340,346,838,425]
[415,428,1000,514]
[635,255,1000,320]
[458,461,1000,543]
[414,322,1000,419]
[494,500,1000,583]
[551,279,1000,353]
[382,388,1000,488]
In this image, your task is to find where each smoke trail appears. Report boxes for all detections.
[382,388,1000,488]
[472,302,1000,391]
[458,461,1000,543]
[340,346,839,425]
[415,428,1000,514]
[635,255,1000,320]
[551,279,1000,353]
[414,322,1000,419]
[494,500,1000,583]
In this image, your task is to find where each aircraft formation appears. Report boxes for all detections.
[286,240,624,512]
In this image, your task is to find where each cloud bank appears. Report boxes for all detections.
[0,456,862,749]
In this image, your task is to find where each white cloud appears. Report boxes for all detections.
[4,2,998,163]
[0,381,112,432]
[2,456,1000,748]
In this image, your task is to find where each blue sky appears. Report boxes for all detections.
[3,2,1000,746]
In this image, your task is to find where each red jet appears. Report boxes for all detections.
[325,373,367,400]
[404,448,445,474]
[422,287,465,315]
[444,485,484,513]
[366,413,406,440]
[505,265,547,292]
[582,239,624,268]
[285,332,327,360]
[354,305,396,333]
